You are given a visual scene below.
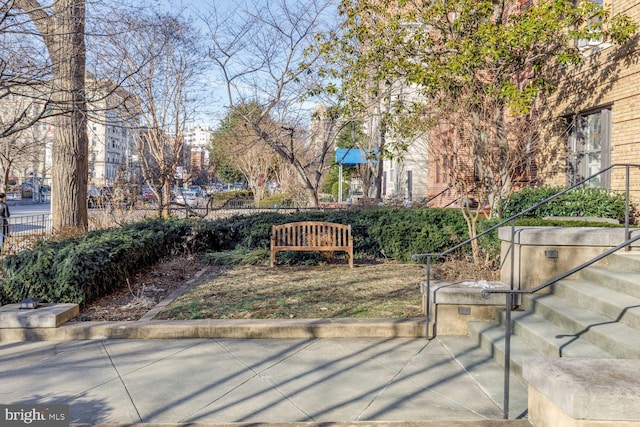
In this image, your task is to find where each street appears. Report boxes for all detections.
[6,201,51,218]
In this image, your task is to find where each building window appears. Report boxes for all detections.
[567,108,611,187]
[437,155,452,183]
[575,0,607,52]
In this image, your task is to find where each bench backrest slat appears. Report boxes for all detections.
[271,221,354,268]
[272,221,351,247]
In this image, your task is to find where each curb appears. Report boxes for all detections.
[0,317,426,342]
[0,265,427,342]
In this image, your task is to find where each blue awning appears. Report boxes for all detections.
[335,148,371,166]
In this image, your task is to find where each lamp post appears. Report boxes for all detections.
[338,162,343,203]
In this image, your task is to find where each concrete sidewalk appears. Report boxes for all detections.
[0,335,529,426]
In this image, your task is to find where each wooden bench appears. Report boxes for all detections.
[270,221,354,268]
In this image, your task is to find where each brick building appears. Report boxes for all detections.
[417,0,640,209]
[538,1,640,202]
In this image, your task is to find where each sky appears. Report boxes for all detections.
[148,0,339,130]
[155,0,237,127]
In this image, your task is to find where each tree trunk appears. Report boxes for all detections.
[49,0,88,232]
[162,178,172,219]
[305,186,319,208]
[11,0,89,232]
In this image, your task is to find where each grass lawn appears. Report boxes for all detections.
[155,261,427,320]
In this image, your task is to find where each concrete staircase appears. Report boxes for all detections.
[467,251,640,375]
[436,251,640,423]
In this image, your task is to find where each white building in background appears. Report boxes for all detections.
[0,78,140,191]
[85,82,140,189]
[184,125,212,175]
[87,111,137,188]
[0,86,53,188]
[382,136,429,203]
[185,125,212,148]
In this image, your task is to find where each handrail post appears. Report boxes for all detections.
[503,292,512,420]
[626,165,631,250]
[510,219,516,292]
[503,218,516,420]
[425,255,432,340]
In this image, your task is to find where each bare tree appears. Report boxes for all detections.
[210,106,281,204]
[0,5,53,140]
[108,12,202,218]
[0,124,49,194]
[204,0,340,207]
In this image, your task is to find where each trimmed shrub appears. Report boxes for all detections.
[0,218,195,305]
[503,186,629,222]
[2,203,621,307]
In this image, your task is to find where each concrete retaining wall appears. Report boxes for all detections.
[498,227,640,291]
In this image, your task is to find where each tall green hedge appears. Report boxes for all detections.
[0,219,198,305]
[224,208,471,261]
[3,205,611,307]
[0,208,476,305]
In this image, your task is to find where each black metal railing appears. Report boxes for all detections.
[482,231,640,419]
[3,214,54,254]
[412,163,640,419]
[426,183,453,204]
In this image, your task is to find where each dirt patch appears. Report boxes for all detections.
[71,255,499,322]
[70,255,205,322]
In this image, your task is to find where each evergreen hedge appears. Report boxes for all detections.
[502,186,629,222]
[0,203,624,306]
[0,208,473,305]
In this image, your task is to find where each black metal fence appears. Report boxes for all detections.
[3,214,54,255]
[1,203,352,255]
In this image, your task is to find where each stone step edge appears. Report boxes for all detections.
[523,294,640,358]
[467,320,545,376]
[0,318,427,342]
[500,310,614,359]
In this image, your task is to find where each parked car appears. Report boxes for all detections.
[175,190,199,207]
[141,187,155,202]
[188,185,203,197]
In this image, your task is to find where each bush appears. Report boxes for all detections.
[224,207,471,263]
[202,247,270,266]
[503,186,629,222]
[3,202,619,307]
[0,218,195,305]
[256,193,296,208]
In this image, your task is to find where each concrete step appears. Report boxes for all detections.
[552,279,640,331]
[524,293,640,359]
[577,266,640,300]
[467,320,545,376]
[603,251,640,273]
[501,309,615,359]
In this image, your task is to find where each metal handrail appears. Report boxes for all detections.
[482,233,640,299]
[482,231,640,419]
[411,163,640,419]
[426,183,453,204]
